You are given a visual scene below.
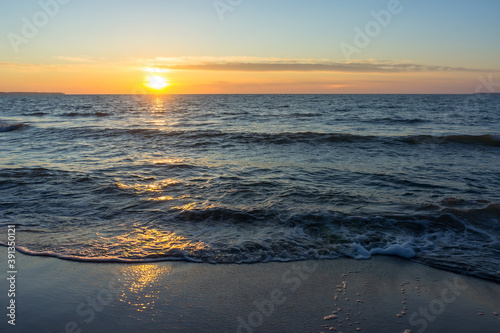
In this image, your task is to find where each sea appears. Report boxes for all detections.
[1,94,499,282]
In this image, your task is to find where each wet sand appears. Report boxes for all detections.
[0,252,499,332]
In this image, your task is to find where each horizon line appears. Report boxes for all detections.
[0,92,491,96]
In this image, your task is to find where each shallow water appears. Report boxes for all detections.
[1,94,499,281]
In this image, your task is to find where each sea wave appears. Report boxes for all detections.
[401,134,500,146]
[361,117,428,124]
[0,123,26,132]
[2,204,499,282]
[61,111,111,117]
[71,128,500,147]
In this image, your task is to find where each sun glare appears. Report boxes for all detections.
[145,75,170,91]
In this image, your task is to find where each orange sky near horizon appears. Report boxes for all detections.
[0,61,487,95]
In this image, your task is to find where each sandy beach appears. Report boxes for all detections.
[1,251,499,333]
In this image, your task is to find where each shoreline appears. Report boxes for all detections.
[3,243,500,285]
[1,251,499,332]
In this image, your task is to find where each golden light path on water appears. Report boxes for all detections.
[94,227,210,259]
[118,264,173,313]
[116,179,180,193]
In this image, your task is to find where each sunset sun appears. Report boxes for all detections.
[145,75,170,91]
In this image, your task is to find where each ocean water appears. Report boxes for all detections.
[1,94,499,281]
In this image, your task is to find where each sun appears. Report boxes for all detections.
[145,75,170,91]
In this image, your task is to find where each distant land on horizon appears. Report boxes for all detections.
[0,92,499,96]
[0,92,65,95]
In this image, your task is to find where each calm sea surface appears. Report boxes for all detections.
[1,94,499,281]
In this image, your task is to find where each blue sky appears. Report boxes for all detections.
[1,0,499,93]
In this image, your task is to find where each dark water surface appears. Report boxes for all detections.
[1,94,499,281]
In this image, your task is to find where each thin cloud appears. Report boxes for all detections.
[0,59,112,72]
[53,56,97,63]
[1,57,494,74]
[144,57,491,73]
[0,62,69,72]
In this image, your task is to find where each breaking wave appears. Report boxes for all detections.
[2,204,499,282]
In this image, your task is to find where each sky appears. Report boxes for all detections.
[0,0,499,94]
